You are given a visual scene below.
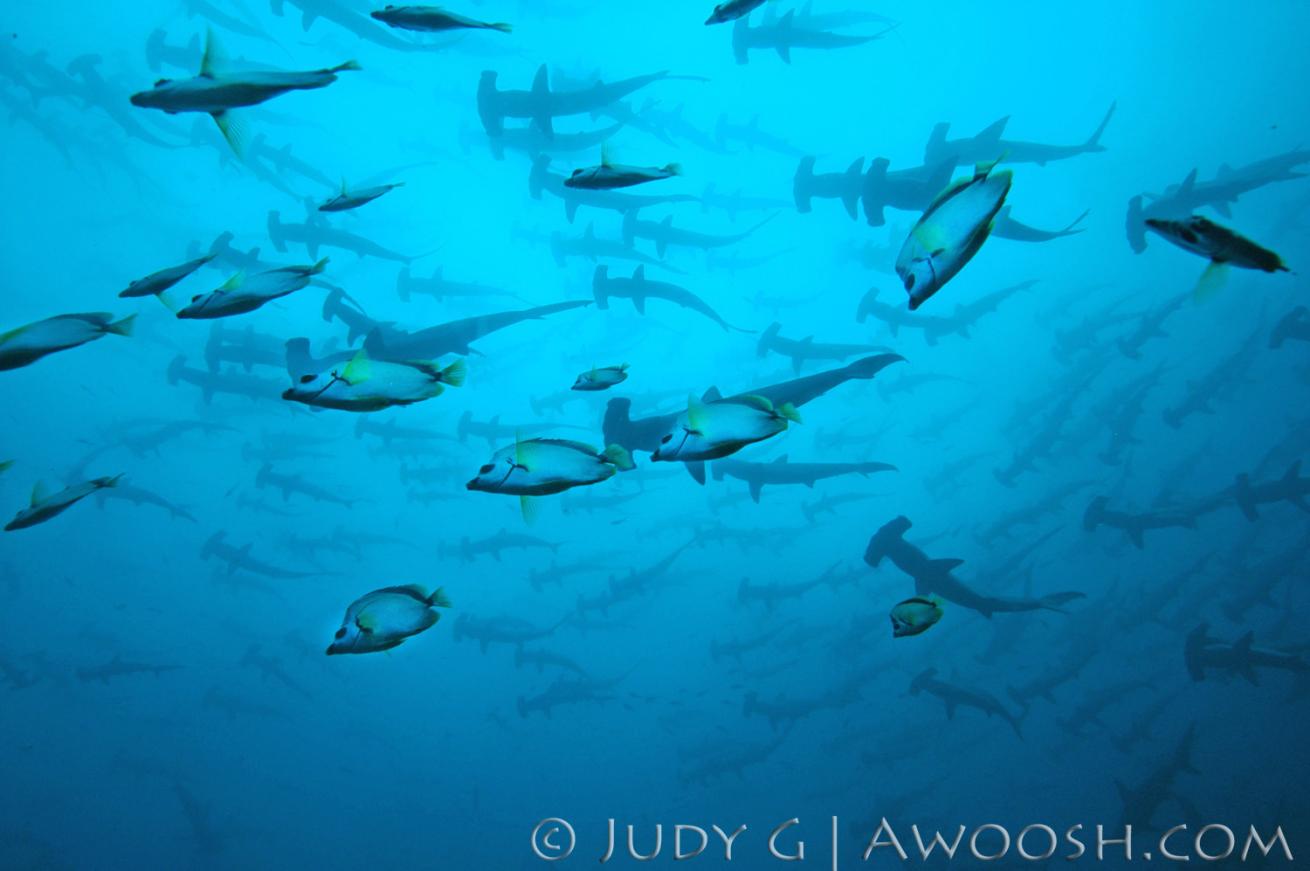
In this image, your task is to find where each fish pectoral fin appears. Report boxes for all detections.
[212,110,248,158]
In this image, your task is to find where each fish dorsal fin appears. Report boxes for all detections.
[687,394,709,431]
[378,584,428,601]
[1235,631,1254,653]
[1178,168,1197,194]
[340,177,348,195]
[199,28,224,78]
[773,454,789,464]
[600,142,613,168]
[341,349,371,385]
[31,481,49,506]
[979,116,1009,141]
[701,386,722,402]
[633,264,646,281]
[735,393,775,414]
[531,64,549,95]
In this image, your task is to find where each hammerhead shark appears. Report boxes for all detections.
[757,321,890,372]
[478,64,685,136]
[731,11,897,64]
[909,667,1025,738]
[602,353,904,454]
[864,515,1084,617]
[710,455,896,502]
[924,103,1116,168]
[1185,625,1308,685]
[592,265,748,332]
[201,531,317,579]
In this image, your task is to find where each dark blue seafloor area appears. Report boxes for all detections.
[1,1,1308,868]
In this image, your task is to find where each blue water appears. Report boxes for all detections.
[2,2,1308,868]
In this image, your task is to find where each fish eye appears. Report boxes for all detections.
[334,628,346,639]
[299,374,315,384]
[478,464,494,474]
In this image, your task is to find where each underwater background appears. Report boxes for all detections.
[2,1,1308,868]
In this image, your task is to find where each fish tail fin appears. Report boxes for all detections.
[603,444,635,472]
[310,257,330,275]
[332,60,362,73]
[489,22,512,33]
[440,358,467,388]
[1039,591,1087,613]
[427,587,452,609]
[99,474,125,489]
[777,402,802,424]
[664,163,683,177]
[106,314,137,337]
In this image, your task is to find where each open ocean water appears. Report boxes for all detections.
[1,1,1308,868]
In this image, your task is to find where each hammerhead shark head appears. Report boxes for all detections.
[864,515,1084,617]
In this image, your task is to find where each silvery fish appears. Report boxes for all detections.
[283,350,465,412]
[566,157,682,190]
[651,394,800,463]
[327,585,452,655]
[177,259,328,320]
[119,253,215,299]
[0,313,135,371]
[895,160,1012,310]
[319,182,405,213]
[5,475,123,532]
[572,363,629,391]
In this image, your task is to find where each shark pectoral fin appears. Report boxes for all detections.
[633,295,646,314]
[749,481,762,503]
[686,461,706,485]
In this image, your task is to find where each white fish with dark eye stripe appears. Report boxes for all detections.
[283,349,465,412]
[177,259,327,320]
[895,160,1012,310]
[651,394,800,464]
[327,585,451,655]
[466,437,634,520]
[0,313,135,371]
[572,363,629,391]
[890,596,943,638]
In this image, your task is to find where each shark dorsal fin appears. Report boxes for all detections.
[199,28,224,79]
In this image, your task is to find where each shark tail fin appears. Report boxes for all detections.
[1086,101,1117,149]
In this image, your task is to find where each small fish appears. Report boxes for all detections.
[651,394,800,463]
[572,363,629,391]
[119,253,215,299]
[467,438,634,520]
[177,259,328,320]
[896,160,1012,310]
[705,0,767,25]
[371,5,512,33]
[566,150,682,190]
[319,181,405,213]
[1145,215,1289,300]
[327,585,452,655]
[5,475,122,532]
[283,349,465,412]
[890,596,943,638]
[0,313,135,372]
